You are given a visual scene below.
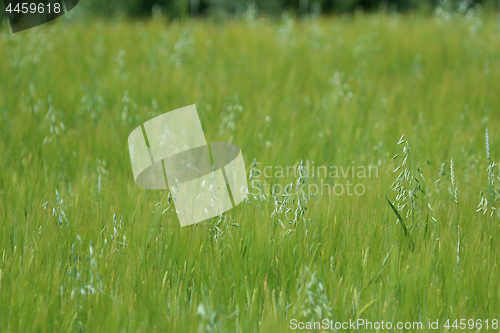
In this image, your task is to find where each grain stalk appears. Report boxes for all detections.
[486,128,494,204]
[292,266,332,322]
[476,127,500,217]
[387,135,435,243]
[271,160,314,236]
[450,156,459,207]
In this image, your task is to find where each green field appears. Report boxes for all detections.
[1,10,500,332]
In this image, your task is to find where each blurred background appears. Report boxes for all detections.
[2,0,499,22]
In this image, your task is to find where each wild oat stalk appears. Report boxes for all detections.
[203,213,238,255]
[387,135,435,236]
[450,156,459,207]
[248,158,266,202]
[197,298,220,333]
[486,128,495,203]
[292,266,332,322]
[476,127,500,217]
[271,160,314,236]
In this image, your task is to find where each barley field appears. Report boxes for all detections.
[1,9,500,332]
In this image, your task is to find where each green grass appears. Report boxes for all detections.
[1,10,500,332]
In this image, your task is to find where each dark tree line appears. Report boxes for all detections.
[77,0,494,18]
[1,0,496,22]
